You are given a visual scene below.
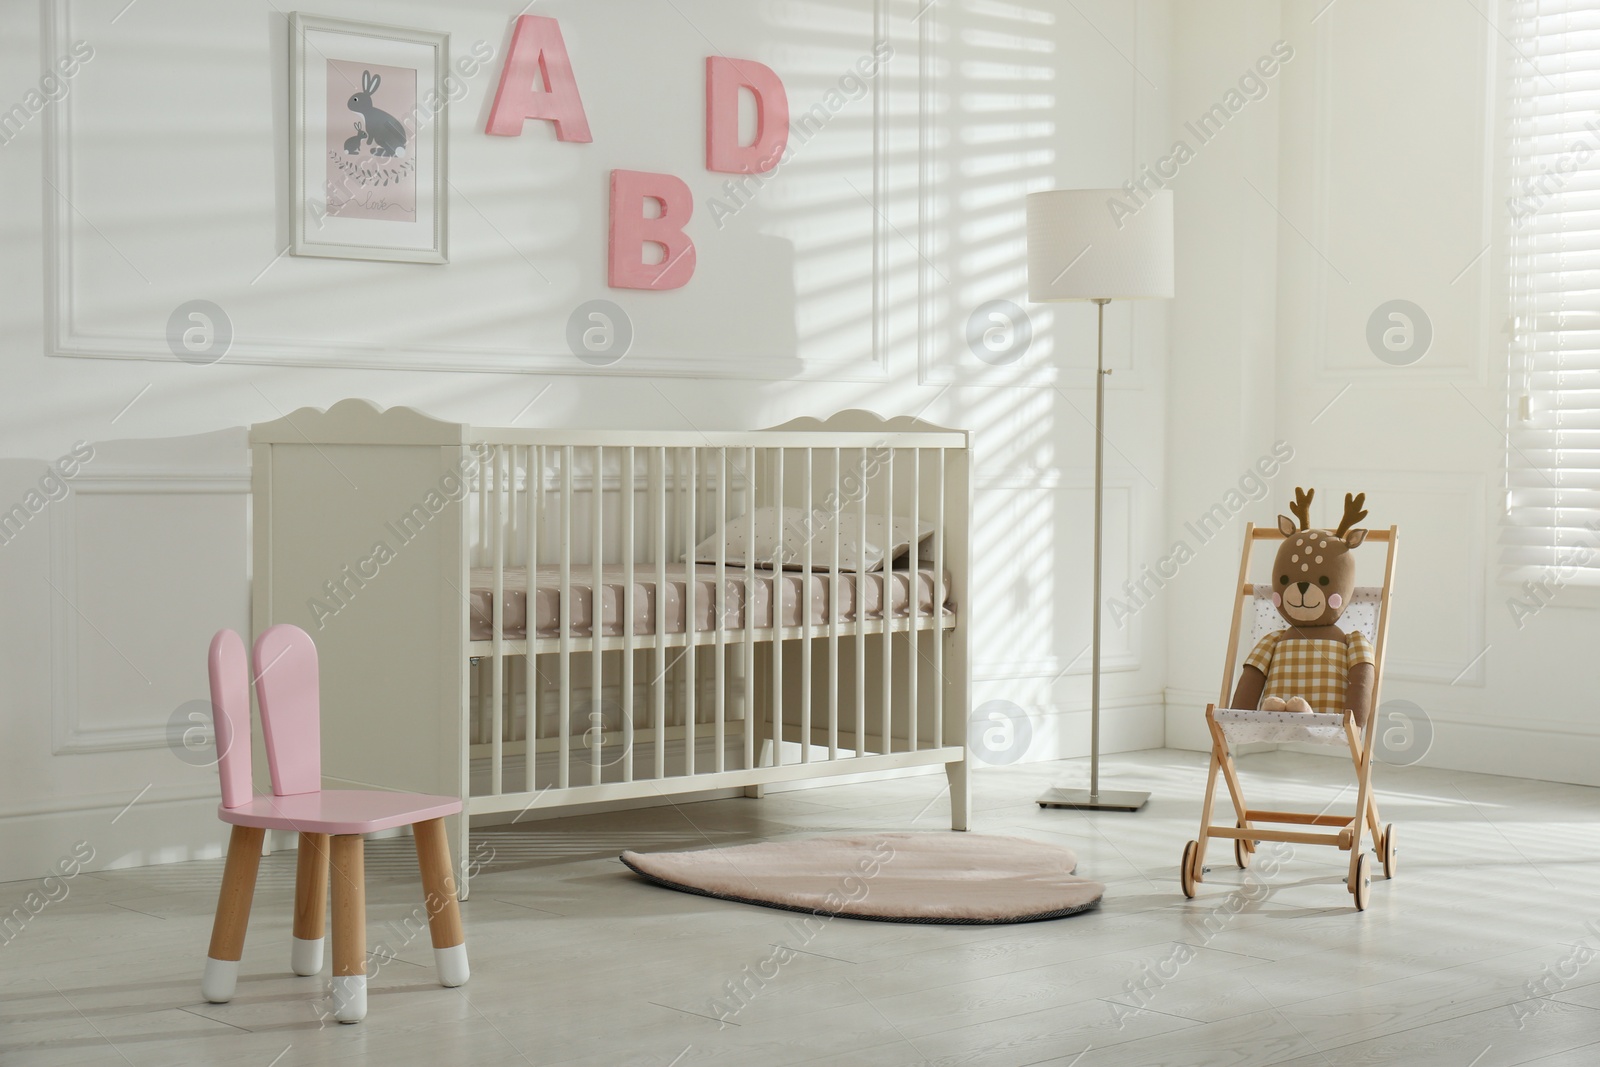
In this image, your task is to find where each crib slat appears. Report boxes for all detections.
[882,450,893,755]
[510,444,522,760]
[591,445,604,787]
[559,445,573,790]
[527,445,540,792]
[743,447,757,773]
[771,449,783,769]
[934,447,945,749]
[476,447,487,567]
[828,447,840,762]
[856,451,868,759]
[715,447,727,773]
[654,447,667,782]
[909,448,919,754]
[491,446,506,797]
[622,446,635,784]
[476,447,489,752]
[800,448,812,764]
[684,448,697,778]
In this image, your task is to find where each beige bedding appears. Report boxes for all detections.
[469,563,953,641]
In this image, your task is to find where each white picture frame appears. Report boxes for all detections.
[289,12,449,264]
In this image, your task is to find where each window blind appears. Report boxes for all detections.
[1504,0,1600,583]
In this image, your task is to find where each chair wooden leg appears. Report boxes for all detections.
[413,818,469,987]
[292,832,330,976]
[202,825,265,1003]
[330,834,367,1023]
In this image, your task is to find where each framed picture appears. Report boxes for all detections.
[289,13,449,264]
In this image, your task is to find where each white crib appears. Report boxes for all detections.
[249,400,972,894]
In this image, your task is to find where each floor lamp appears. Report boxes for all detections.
[1026,188,1174,813]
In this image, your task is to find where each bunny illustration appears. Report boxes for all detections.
[347,70,407,158]
[343,121,365,155]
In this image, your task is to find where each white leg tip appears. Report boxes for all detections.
[292,936,324,976]
[201,957,238,1003]
[331,974,367,1023]
[435,942,470,987]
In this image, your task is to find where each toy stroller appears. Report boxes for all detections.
[1181,489,1398,911]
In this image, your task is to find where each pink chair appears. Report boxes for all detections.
[201,626,469,1023]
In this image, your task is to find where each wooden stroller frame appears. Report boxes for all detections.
[1181,523,1399,911]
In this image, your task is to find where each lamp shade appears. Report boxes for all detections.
[1026,189,1174,301]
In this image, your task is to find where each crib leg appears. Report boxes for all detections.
[945,759,970,831]
[744,739,774,799]
[452,812,470,902]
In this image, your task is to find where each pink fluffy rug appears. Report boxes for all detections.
[620,832,1103,924]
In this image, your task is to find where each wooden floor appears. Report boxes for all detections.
[5,748,1600,1066]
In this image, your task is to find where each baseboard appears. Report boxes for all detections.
[1006,697,1166,764]
[1164,688,1215,752]
[0,791,225,887]
[1279,712,1600,789]
[1174,685,1600,790]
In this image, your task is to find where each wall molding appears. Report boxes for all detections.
[1013,693,1166,762]
[973,469,1142,677]
[40,0,919,381]
[1311,466,1488,688]
[915,9,1151,394]
[1306,9,1495,386]
[0,780,215,822]
[49,467,250,756]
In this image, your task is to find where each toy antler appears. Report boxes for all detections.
[1289,487,1314,531]
[1336,492,1368,538]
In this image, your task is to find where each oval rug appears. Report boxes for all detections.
[619,832,1103,924]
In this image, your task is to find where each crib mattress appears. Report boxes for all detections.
[469,563,953,641]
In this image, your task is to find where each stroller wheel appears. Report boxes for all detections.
[1350,852,1372,911]
[1381,824,1396,879]
[1180,840,1199,899]
[1235,838,1250,869]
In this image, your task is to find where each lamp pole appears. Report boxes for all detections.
[1090,297,1107,802]
[1026,186,1169,813]
[1036,296,1148,812]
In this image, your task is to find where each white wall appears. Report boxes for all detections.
[1166,0,1600,787]
[1161,1,1287,748]
[0,0,1175,881]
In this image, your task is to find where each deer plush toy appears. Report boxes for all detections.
[1230,488,1376,728]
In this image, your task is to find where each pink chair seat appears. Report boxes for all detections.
[218,789,462,836]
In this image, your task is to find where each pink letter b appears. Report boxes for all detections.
[608,169,696,291]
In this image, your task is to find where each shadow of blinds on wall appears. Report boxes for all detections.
[1505,0,1600,584]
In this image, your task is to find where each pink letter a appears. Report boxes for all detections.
[485,15,593,142]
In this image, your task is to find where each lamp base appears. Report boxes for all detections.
[1036,787,1149,812]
